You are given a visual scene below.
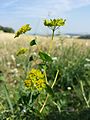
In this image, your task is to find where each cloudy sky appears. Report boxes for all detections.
[0,0,90,34]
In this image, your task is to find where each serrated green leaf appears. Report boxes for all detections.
[39,51,53,62]
[30,39,37,46]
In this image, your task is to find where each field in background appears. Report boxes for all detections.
[0,32,90,56]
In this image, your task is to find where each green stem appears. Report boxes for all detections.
[29,91,33,104]
[49,29,55,53]
[43,67,48,85]
[80,81,89,108]
[39,70,59,113]
[52,29,55,41]
[40,94,49,113]
[51,69,59,88]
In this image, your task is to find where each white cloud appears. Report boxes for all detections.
[1,0,90,18]
[42,0,90,16]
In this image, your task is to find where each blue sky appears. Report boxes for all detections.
[0,0,90,34]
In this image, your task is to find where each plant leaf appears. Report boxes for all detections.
[46,84,54,97]
[30,39,37,46]
[39,51,53,62]
[29,55,34,61]
[32,93,40,103]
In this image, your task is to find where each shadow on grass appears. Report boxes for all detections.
[45,108,90,120]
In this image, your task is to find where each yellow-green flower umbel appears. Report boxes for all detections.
[44,18,66,40]
[24,68,46,92]
[14,24,31,38]
[16,47,28,56]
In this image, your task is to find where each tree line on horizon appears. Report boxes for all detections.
[0,25,15,33]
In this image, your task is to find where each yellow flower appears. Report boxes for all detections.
[44,18,66,27]
[24,68,46,91]
[14,24,31,38]
[24,79,32,87]
[16,47,28,56]
[35,79,46,91]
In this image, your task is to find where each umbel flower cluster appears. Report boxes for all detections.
[44,18,66,27]
[24,69,46,92]
[14,24,31,38]
[16,47,28,56]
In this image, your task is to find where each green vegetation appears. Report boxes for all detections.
[0,25,15,33]
[0,18,90,120]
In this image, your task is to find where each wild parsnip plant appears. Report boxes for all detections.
[44,18,66,40]
[0,19,90,120]
[44,18,66,53]
[0,19,65,119]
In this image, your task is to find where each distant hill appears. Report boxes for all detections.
[63,33,90,39]
[65,33,81,36]
[78,35,90,39]
[0,25,15,33]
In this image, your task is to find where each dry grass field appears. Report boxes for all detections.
[0,32,90,55]
[0,32,90,71]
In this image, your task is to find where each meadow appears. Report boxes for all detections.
[0,24,90,120]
